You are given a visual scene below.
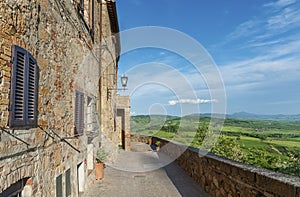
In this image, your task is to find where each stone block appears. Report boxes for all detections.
[212,176,219,188]
[256,173,296,196]
[54,147,61,167]
[37,56,48,70]
[35,129,43,144]
[0,53,10,61]
[3,46,10,56]
[237,166,256,184]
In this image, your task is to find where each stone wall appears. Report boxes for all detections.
[131,135,300,197]
[98,0,120,161]
[0,0,120,196]
[116,95,130,151]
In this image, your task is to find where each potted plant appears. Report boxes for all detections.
[155,140,161,151]
[95,147,108,180]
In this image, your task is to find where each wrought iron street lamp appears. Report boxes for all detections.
[120,74,128,90]
[107,74,128,98]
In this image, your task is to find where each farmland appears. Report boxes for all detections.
[131,115,300,177]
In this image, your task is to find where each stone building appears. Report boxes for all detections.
[0,0,121,196]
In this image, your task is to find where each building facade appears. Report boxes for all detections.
[0,0,120,196]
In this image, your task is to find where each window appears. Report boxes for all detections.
[56,174,62,197]
[74,90,84,136]
[78,0,95,40]
[1,178,29,197]
[9,45,39,128]
[77,162,85,193]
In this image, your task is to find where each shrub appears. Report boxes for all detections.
[96,148,109,163]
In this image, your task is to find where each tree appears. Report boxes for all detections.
[212,135,244,162]
[191,124,208,147]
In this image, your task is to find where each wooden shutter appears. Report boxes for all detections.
[90,0,95,40]
[27,55,38,126]
[65,169,71,197]
[75,90,84,135]
[10,46,26,126]
[9,45,39,127]
[56,174,62,197]
[79,93,84,133]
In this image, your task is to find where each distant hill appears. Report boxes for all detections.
[228,112,300,122]
[132,112,300,122]
[131,115,180,132]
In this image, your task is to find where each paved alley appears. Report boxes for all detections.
[83,142,209,197]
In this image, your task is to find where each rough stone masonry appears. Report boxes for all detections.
[0,0,121,196]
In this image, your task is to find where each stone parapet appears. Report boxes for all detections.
[131,135,300,197]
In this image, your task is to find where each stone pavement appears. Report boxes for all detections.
[83,142,209,197]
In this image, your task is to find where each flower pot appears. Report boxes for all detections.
[95,162,104,180]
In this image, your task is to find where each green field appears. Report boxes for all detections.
[131,115,300,177]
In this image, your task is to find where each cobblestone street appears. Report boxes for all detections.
[83,142,208,197]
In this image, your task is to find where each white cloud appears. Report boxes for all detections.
[224,0,300,46]
[130,111,136,116]
[266,7,300,32]
[217,0,300,93]
[220,52,300,91]
[168,99,218,106]
[226,20,262,41]
[264,0,296,8]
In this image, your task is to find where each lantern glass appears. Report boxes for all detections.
[121,75,128,88]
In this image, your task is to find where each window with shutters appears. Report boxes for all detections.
[74,90,84,136]
[9,45,39,128]
[78,0,95,40]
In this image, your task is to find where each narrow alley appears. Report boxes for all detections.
[83,142,209,197]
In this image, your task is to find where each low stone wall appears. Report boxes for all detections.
[131,135,300,197]
[131,135,151,144]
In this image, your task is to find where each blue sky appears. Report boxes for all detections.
[116,0,300,116]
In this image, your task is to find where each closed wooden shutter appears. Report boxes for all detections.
[78,0,94,41]
[75,90,84,135]
[65,169,71,197]
[56,174,62,197]
[90,0,95,40]
[27,55,38,125]
[9,45,39,127]
[12,48,26,125]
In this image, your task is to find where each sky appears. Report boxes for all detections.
[116,0,300,116]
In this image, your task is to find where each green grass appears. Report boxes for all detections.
[266,139,300,148]
[227,136,268,148]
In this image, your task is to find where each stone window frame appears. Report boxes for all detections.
[74,90,84,136]
[78,0,95,41]
[9,45,39,128]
